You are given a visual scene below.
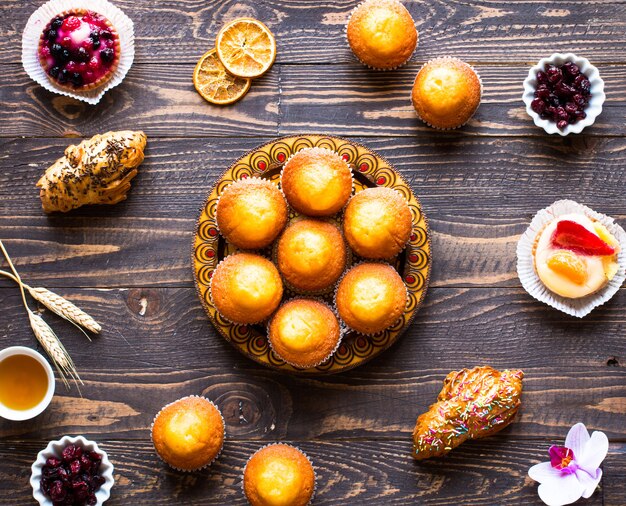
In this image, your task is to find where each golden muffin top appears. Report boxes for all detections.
[336,263,407,334]
[210,253,283,324]
[152,396,224,471]
[347,0,417,69]
[412,57,481,129]
[244,444,315,506]
[277,218,347,292]
[344,187,412,259]
[216,178,288,249]
[281,148,352,216]
[533,213,620,299]
[269,298,341,368]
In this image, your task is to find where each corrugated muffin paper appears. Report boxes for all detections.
[516,199,626,318]
[22,0,134,104]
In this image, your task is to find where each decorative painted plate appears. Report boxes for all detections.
[193,135,431,374]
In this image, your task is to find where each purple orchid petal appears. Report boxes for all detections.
[577,431,609,474]
[529,461,562,484]
[564,423,590,458]
[576,467,602,499]
[537,472,585,506]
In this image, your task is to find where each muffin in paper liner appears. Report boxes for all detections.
[280,147,355,217]
[214,176,289,251]
[266,297,346,369]
[333,260,410,337]
[151,395,225,473]
[241,443,317,506]
[345,0,418,71]
[411,56,483,130]
[272,215,352,297]
[209,252,283,326]
[22,0,135,105]
[516,199,626,318]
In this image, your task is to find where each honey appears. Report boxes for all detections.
[0,354,49,411]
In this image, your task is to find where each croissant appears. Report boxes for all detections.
[37,131,147,213]
[412,366,524,460]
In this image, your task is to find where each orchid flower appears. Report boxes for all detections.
[528,423,609,506]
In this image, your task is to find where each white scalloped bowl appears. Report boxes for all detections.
[522,53,605,136]
[31,435,114,505]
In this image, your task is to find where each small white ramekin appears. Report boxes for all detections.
[31,435,115,505]
[522,53,605,136]
[0,346,55,421]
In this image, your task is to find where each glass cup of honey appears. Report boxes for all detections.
[0,346,55,421]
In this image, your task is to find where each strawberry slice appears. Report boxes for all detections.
[551,219,616,256]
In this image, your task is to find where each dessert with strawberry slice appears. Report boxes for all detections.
[533,214,620,298]
[38,10,120,91]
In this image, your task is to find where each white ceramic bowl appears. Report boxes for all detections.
[522,53,605,136]
[0,346,55,421]
[31,435,115,505]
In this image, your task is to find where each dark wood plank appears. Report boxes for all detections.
[1,287,625,440]
[1,136,624,287]
[4,1,626,65]
[0,438,621,505]
[0,63,278,138]
[2,63,626,138]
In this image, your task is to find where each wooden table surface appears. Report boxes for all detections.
[1,0,626,504]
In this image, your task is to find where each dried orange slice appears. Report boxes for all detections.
[546,251,587,285]
[216,18,276,79]
[193,49,251,105]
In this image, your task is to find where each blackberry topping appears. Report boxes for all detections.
[100,48,114,63]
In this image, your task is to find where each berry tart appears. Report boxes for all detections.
[38,10,120,91]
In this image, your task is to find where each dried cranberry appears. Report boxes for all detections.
[535,84,550,100]
[70,459,82,476]
[555,82,576,98]
[575,110,587,120]
[565,102,578,115]
[536,70,548,84]
[557,119,569,129]
[546,66,563,84]
[49,480,66,502]
[531,98,546,114]
[563,61,580,78]
[87,494,97,506]
[47,457,63,467]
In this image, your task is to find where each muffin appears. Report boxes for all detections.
[210,253,283,324]
[268,299,341,368]
[411,57,481,129]
[276,219,347,292]
[343,187,412,259]
[151,396,224,471]
[346,0,418,70]
[336,263,407,334]
[243,444,315,506]
[38,10,120,91]
[281,148,352,216]
[533,213,620,299]
[216,178,288,249]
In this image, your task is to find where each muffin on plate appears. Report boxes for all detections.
[281,148,352,216]
[346,0,418,70]
[336,263,407,334]
[268,298,341,368]
[243,444,315,506]
[533,213,620,299]
[276,218,347,293]
[216,178,288,249]
[343,187,412,259]
[38,10,120,91]
[411,57,481,129]
[210,253,283,324]
[151,396,224,471]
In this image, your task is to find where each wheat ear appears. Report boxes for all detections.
[0,241,82,388]
[0,269,100,335]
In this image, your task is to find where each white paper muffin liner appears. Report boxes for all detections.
[22,0,135,104]
[516,200,626,318]
[241,443,317,506]
[345,0,418,71]
[209,253,283,326]
[411,56,483,130]
[214,176,289,251]
[272,216,351,297]
[333,260,409,336]
[280,147,355,217]
[151,395,225,472]
[266,297,346,369]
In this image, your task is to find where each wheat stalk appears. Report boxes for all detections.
[0,269,100,335]
[0,240,83,388]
